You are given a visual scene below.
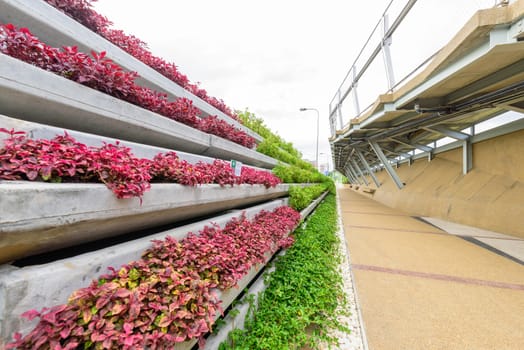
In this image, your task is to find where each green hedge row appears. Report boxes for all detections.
[272,164,331,184]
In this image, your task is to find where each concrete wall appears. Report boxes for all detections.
[360,129,524,238]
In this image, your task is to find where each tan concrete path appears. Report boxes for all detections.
[338,187,524,350]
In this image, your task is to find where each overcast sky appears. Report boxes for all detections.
[93,0,497,167]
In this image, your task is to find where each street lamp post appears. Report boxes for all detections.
[299,107,319,171]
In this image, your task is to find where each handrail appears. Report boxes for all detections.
[329,0,418,130]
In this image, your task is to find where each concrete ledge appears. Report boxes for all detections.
[0,199,288,345]
[0,114,274,170]
[0,114,213,164]
[0,0,262,142]
[0,54,277,168]
[300,190,329,219]
[0,182,290,263]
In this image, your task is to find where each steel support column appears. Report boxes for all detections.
[463,140,473,174]
[351,67,361,116]
[356,148,381,187]
[337,90,344,130]
[424,126,472,174]
[352,159,370,186]
[346,162,362,185]
[369,141,404,189]
[343,164,357,184]
[382,14,396,90]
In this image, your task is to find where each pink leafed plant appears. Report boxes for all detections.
[0,23,255,147]
[42,0,240,121]
[0,129,280,199]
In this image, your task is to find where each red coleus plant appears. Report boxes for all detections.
[7,205,301,349]
[0,23,255,147]
[0,128,152,200]
[42,0,240,121]
[0,129,281,199]
[92,142,152,200]
[198,116,256,149]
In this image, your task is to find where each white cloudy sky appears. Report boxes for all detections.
[93,0,497,167]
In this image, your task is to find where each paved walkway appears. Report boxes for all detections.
[337,186,524,350]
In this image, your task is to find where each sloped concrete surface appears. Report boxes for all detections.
[363,129,524,238]
[0,55,277,168]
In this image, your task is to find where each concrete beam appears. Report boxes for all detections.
[0,55,277,168]
[0,199,288,343]
[0,114,215,165]
[0,0,262,142]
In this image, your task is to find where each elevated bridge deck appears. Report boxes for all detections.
[330,0,524,237]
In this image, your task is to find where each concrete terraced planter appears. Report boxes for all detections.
[0,114,268,168]
[0,0,261,142]
[0,54,277,168]
[205,191,329,348]
[0,199,288,347]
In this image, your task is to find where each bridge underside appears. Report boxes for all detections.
[331,1,524,236]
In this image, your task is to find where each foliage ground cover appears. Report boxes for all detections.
[43,0,239,121]
[7,206,301,350]
[0,23,255,148]
[220,194,349,349]
[0,128,280,200]
[236,112,335,186]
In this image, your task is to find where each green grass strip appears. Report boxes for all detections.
[219,194,349,349]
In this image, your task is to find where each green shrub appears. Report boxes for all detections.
[288,184,327,211]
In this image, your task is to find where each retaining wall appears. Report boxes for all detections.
[357,129,524,238]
